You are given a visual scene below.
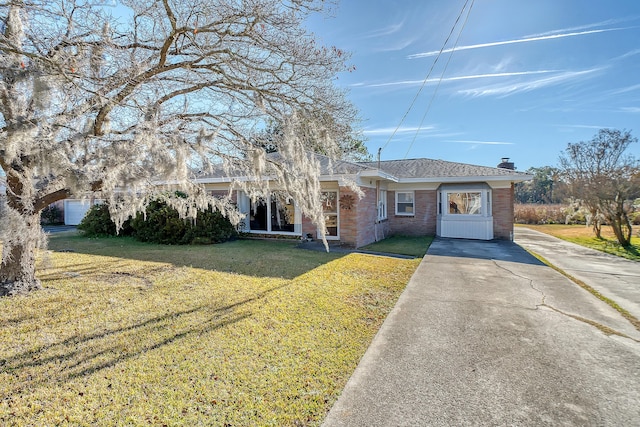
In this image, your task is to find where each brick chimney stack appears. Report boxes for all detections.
[497,157,515,170]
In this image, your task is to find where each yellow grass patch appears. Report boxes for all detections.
[1,238,420,426]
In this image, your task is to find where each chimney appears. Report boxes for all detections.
[497,157,515,170]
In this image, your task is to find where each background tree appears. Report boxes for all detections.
[515,166,566,204]
[0,0,358,296]
[253,109,370,161]
[559,129,640,246]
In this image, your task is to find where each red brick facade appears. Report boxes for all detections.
[229,182,516,247]
[386,190,437,237]
[491,185,515,240]
[339,185,515,246]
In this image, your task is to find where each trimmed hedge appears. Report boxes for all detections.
[78,201,237,244]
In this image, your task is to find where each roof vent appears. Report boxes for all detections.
[497,157,515,170]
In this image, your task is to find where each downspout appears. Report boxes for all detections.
[375,179,379,242]
[374,147,382,242]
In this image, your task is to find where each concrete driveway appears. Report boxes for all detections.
[323,238,640,426]
[515,226,640,322]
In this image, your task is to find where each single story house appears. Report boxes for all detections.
[198,156,532,247]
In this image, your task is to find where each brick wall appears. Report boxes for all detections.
[301,215,315,239]
[492,185,514,240]
[354,187,383,247]
[337,187,359,246]
[388,190,437,236]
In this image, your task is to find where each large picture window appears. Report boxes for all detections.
[395,191,414,216]
[447,192,482,215]
[271,197,295,232]
[247,194,298,233]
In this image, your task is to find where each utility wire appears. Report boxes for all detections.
[404,0,475,158]
[380,0,473,154]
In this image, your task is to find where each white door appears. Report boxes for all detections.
[64,200,93,225]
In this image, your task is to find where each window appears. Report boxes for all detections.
[246,193,299,233]
[321,191,339,237]
[271,196,296,232]
[250,197,268,230]
[395,191,414,215]
[447,192,482,215]
[377,189,387,220]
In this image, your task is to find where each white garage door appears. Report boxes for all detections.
[64,200,94,225]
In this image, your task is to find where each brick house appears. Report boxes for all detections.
[198,156,531,248]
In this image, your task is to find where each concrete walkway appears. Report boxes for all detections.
[323,237,640,426]
[515,226,640,321]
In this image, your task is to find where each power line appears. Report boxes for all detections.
[380,0,474,155]
[404,0,475,158]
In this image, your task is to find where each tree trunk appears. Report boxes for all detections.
[1,168,44,296]
[0,236,42,296]
[0,220,42,296]
[610,213,632,247]
[587,207,603,239]
[592,217,602,239]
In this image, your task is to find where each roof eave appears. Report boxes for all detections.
[357,169,400,182]
[397,174,533,184]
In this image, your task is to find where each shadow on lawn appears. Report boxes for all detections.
[0,282,288,393]
[46,234,345,279]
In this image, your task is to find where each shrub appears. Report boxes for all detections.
[514,204,569,224]
[78,204,133,237]
[182,209,238,244]
[130,200,237,245]
[80,201,237,244]
[130,200,186,244]
[40,204,64,225]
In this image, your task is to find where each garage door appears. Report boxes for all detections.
[64,200,94,225]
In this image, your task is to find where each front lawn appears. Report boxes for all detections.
[359,235,433,258]
[517,224,640,261]
[0,235,420,426]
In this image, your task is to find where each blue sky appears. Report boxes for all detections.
[308,0,640,171]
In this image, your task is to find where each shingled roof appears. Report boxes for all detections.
[193,154,530,183]
[361,158,529,180]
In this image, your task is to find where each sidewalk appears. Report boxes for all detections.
[514,226,640,321]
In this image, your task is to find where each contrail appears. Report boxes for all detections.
[408,28,622,59]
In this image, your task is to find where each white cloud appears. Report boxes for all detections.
[448,140,514,145]
[525,17,638,37]
[408,28,624,59]
[363,125,435,136]
[376,35,421,52]
[558,124,608,130]
[611,83,640,95]
[363,21,405,39]
[620,107,640,113]
[612,48,640,61]
[457,68,602,98]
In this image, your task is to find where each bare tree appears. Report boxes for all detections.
[559,129,640,246]
[0,0,357,296]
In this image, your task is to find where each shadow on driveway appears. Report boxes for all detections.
[427,237,545,265]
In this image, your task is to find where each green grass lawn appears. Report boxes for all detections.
[1,234,421,426]
[359,235,434,258]
[518,224,640,261]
